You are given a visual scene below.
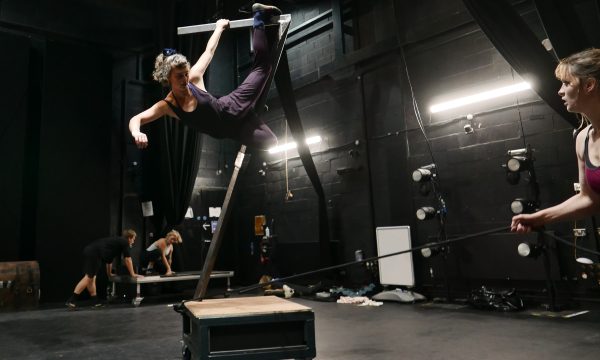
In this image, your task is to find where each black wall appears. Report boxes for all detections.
[0,32,114,302]
[34,40,113,301]
[3,0,600,304]
[0,32,30,261]
[185,0,600,299]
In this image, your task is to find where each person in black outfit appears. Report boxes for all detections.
[65,229,142,308]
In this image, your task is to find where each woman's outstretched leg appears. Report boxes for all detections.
[217,8,279,119]
[239,111,277,150]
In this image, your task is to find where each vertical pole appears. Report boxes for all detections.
[540,232,558,311]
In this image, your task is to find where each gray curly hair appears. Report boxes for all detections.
[152,53,190,87]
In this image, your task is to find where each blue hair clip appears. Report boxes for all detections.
[162,48,177,57]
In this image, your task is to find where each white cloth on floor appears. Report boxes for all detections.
[337,296,383,306]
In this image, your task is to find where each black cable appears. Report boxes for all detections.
[171,226,600,309]
[542,230,600,257]
[229,225,511,296]
[399,47,437,169]
[399,47,448,223]
[224,229,600,296]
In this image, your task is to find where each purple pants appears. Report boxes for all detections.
[218,28,277,150]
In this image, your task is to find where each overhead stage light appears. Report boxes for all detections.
[430,82,531,113]
[416,206,437,221]
[510,198,537,215]
[268,135,322,154]
[412,164,436,183]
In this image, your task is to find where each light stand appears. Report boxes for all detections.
[539,232,562,311]
[413,163,452,301]
[518,232,564,311]
[507,146,564,311]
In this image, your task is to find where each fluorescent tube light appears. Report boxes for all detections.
[430,82,531,113]
[268,135,322,154]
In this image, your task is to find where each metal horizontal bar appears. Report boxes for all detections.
[178,14,291,35]
[111,270,234,284]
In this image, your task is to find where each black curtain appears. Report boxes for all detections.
[462,0,579,128]
[150,0,208,230]
[275,51,332,268]
[533,0,591,59]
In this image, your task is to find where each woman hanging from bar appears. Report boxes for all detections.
[129,3,280,150]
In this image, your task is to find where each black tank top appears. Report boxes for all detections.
[163,83,238,139]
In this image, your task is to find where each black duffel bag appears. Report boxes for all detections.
[468,286,524,312]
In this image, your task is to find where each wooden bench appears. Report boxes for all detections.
[110,270,234,306]
[180,296,316,360]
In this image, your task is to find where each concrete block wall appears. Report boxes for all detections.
[189,0,596,295]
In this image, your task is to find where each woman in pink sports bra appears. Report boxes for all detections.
[512,49,600,233]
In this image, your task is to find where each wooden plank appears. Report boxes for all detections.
[193,146,246,299]
[184,296,312,319]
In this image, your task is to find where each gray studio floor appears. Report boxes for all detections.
[1,293,600,360]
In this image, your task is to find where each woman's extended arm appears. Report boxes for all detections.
[128,100,172,149]
[189,19,230,86]
[157,239,173,275]
[511,126,600,232]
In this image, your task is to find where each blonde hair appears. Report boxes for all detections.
[152,53,190,87]
[122,229,137,239]
[555,48,600,129]
[166,230,183,244]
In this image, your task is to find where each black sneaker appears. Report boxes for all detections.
[91,302,104,309]
[65,301,77,309]
[252,3,282,15]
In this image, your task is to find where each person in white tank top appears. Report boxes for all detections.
[143,230,183,276]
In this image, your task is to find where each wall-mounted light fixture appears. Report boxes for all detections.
[420,244,444,258]
[517,241,543,258]
[416,206,437,221]
[413,163,436,195]
[268,135,322,154]
[510,198,537,215]
[430,82,531,113]
[504,147,534,185]
[412,163,436,183]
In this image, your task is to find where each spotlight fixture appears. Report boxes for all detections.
[576,257,594,265]
[420,244,444,258]
[506,156,530,172]
[517,241,543,258]
[510,198,537,215]
[504,148,533,185]
[416,206,437,221]
[412,163,436,183]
